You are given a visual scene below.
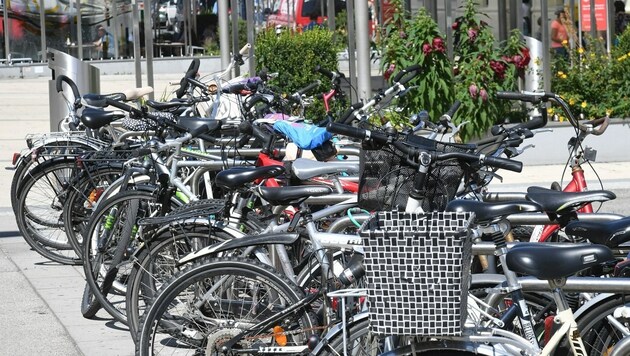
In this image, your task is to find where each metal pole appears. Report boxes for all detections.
[354,0,371,101]
[231,0,239,76]
[112,0,119,58]
[3,0,10,62]
[499,0,508,42]
[541,0,550,92]
[327,0,335,31]
[218,0,230,76]
[143,0,154,99]
[445,0,453,60]
[346,0,357,102]
[425,0,437,21]
[132,0,142,88]
[246,0,255,75]
[39,0,46,62]
[186,0,192,55]
[77,0,82,60]
[606,0,613,54]
[515,0,524,34]
[589,0,596,38]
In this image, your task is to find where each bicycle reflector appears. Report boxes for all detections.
[11,152,20,166]
[273,326,287,346]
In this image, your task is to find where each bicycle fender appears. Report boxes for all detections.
[573,292,616,320]
[177,232,299,265]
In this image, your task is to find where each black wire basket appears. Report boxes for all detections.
[358,135,475,212]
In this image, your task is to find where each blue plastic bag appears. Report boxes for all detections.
[273,121,332,150]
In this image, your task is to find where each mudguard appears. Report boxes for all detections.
[178,232,299,264]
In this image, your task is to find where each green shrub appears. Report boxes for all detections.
[255,27,341,121]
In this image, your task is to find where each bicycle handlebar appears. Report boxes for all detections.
[580,116,609,136]
[55,75,81,108]
[391,64,421,86]
[295,80,321,97]
[327,122,523,172]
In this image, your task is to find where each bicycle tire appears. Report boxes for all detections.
[15,158,81,264]
[63,162,124,258]
[575,294,630,356]
[83,190,158,324]
[137,257,316,356]
[126,223,231,343]
[81,282,102,319]
[11,140,100,213]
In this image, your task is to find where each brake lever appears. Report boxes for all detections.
[449,120,469,137]
[514,144,535,156]
[532,128,553,134]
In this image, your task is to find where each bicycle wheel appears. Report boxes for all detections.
[63,162,124,257]
[15,157,81,264]
[137,257,316,356]
[81,282,102,319]
[576,295,630,356]
[315,318,381,356]
[126,223,231,343]
[83,189,163,324]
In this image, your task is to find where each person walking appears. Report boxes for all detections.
[551,8,569,59]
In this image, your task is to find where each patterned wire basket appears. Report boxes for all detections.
[358,135,476,212]
[360,210,474,336]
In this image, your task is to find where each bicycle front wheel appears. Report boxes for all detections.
[137,257,316,356]
[577,294,630,356]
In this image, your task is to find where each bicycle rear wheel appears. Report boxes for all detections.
[137,257,316,356]
[15,158,81,264]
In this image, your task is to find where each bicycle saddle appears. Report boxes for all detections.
[256,185,334,206]
[80,107,126,129]
[215,165,285,190]
[526,186,615,214]
[506,243,614,280]
[565,216,630,248]
[291,158,359,180]
[177,116,221,133]
[445,200,542,224]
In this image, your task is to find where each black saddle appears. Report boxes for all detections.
[506,243,614,280]
[565,216,630,248]
[82,93,127,108]
[215,166,285,190]
[526,186,615,214]
[257,185,334,206]
[80,107,126,129]
[446,200,542,224]
[146,98,192,111]
[177,117,222,134]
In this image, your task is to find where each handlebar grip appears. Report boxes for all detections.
[482,155,523,173]
[314,65,334,80]
[516,116,546,131]
[581,116,609,136]
[132,148,153,157]
[443,100,461,120]
[296,80,321,96]
[392,64,421,86]
[326,122,367,140]
[239,43,251,55]
[222,82,247,94]
[496,91,543,103]
[189,124,209,139]
[338,102,363,124]
[55,75,81,103]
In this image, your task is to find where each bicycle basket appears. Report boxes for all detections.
[358,136,475,211]
[361,210,474,336]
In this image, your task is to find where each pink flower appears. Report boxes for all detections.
[515,47,531,69]
[384,63,396,80]
[490,60,506,79]
[432,37,445,53]
[467,28,478,41]
[479,88,488,102]
[422,43,433,55]
[468,83,478,99]
[452,21,459,30]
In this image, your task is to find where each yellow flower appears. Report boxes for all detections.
[557,71,564,77]
[606,109,612,116]
[558,115,565,122]
[581,101,587,108]
[569,98,575,105]
[578,47,585,54]
[562,40,568,46]
[547,107,555,115]
[590,53,596,58]
[562,74,567,79]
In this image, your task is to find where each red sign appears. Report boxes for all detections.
[581,0,607,31]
